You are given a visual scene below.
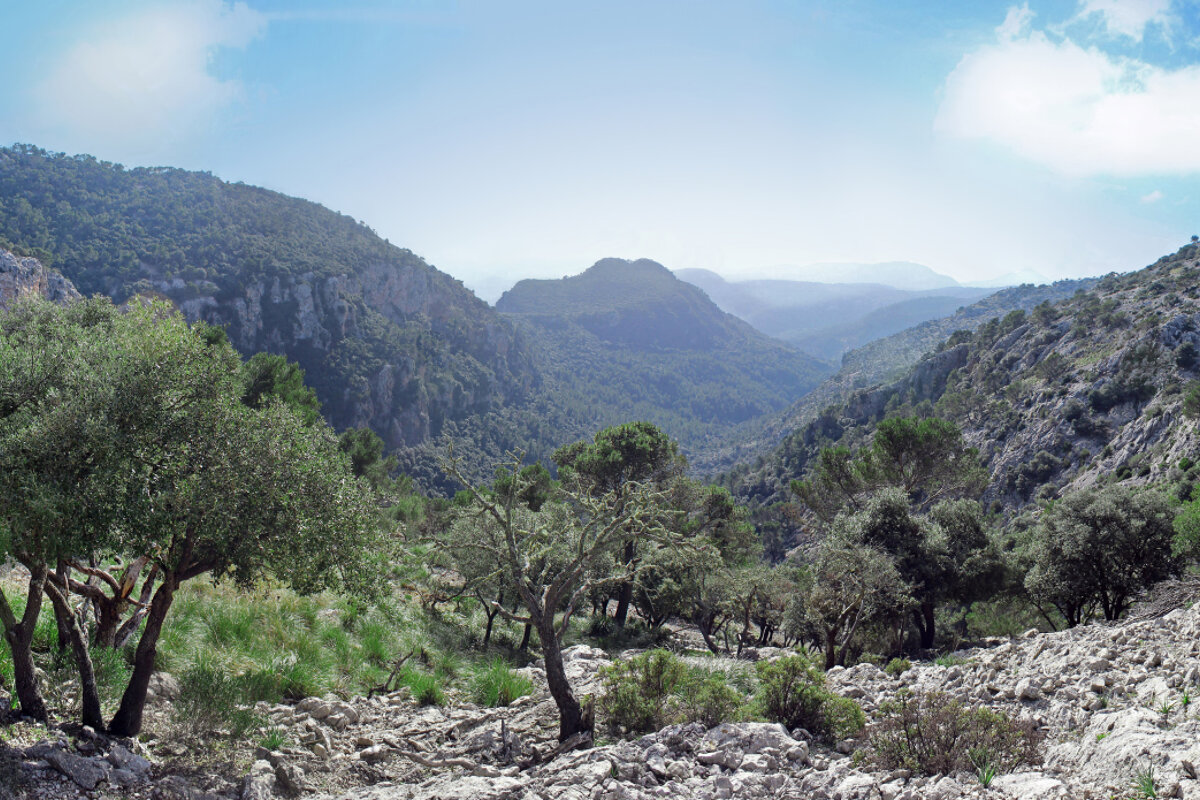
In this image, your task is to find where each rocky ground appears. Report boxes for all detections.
[9,584,1200,800]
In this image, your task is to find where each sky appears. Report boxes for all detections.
[2,0,1200,301]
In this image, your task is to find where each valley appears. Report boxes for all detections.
[3,148,1200,800]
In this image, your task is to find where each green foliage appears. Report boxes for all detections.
[1027,487,1179,626]
[867,690,1042,776]
[1133,765,1158,798]
[241,352,321,425]
[754,655,864,740]
[597,649,746,735]
[793,416,986,522]
[404,670,446,706]
[175,660,264,738]
[884,658,911,677]
[470,659,533,707]
[1184,383,1200,419]
[598,649,690,734]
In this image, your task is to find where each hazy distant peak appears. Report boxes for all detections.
[782,261,961,291]
[584,257,673,279]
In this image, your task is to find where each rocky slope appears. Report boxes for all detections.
[726,244,1199,513]
[16,584,1200,800]
[710,277,1094,487]
[0,249,79,305]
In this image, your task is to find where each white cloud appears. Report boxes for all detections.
[1076,0,1173,42]
[998,4,1036,41]
[1140,189,1164,202]
[33,1,266,152]
[936,6,1200,177]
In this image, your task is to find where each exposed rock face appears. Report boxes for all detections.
[0,250,80,306]
[166,262,535,450]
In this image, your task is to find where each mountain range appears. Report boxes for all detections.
[675,268,996,361]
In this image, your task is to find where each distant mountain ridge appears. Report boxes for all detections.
[777,260,961,290]
[675,268,995,361]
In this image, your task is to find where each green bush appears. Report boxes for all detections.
[754,655,865,741]
[175,661,263,738]
[884,658,911,677]
[598,649,689,734]
[402,669,446,706]
[598,649,746,735]
[470,659,533,707]
[867,690,1042,776]
[685,676,744,728]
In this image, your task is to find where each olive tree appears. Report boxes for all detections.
[439,449,683,743]
[1026,486,1177,626]
[0,297,379,734]
[553,422,684,627]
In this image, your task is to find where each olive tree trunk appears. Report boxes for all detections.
[0,565,49,720]
[108,576,177,736]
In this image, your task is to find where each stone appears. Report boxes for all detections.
[359,744,390,764]
[241,760,275,800]
[274,761,305,794]
[107,743,152,775]
[147,671,182,703]
[44,749,110,790]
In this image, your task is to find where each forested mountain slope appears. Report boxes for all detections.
[724,242,1200,514]
[497,258,835,465]
[0,145,538,461]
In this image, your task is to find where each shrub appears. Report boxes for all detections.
[175,661,263,738]
[754,655,864,741]
[598,649,689,734]
[867,690,1042,776]
[683,676,744,729]
[403,670,446,706]
[884,658,911,677]
[598,649,746,735]
[471,659,533,708]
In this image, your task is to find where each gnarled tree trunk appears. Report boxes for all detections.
[108,575,177,736]
[0,565,49,720]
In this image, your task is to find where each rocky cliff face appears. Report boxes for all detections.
[157,260,536,450]
[0,250,80,306]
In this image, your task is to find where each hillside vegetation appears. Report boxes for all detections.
[728,245,1195,523]
[0,145,537,467]
[495,258,834,464]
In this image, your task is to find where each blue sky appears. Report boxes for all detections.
[2,0,1199,299]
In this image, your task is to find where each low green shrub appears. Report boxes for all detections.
[754,655,864,741]
[174,660,263,737]
[402,669,446,706]
[866,690,1042,776]
[471,659,533,707]
[884,658,911,677]
[598,649,747,735]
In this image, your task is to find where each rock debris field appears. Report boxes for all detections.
[12,589,1200,800]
